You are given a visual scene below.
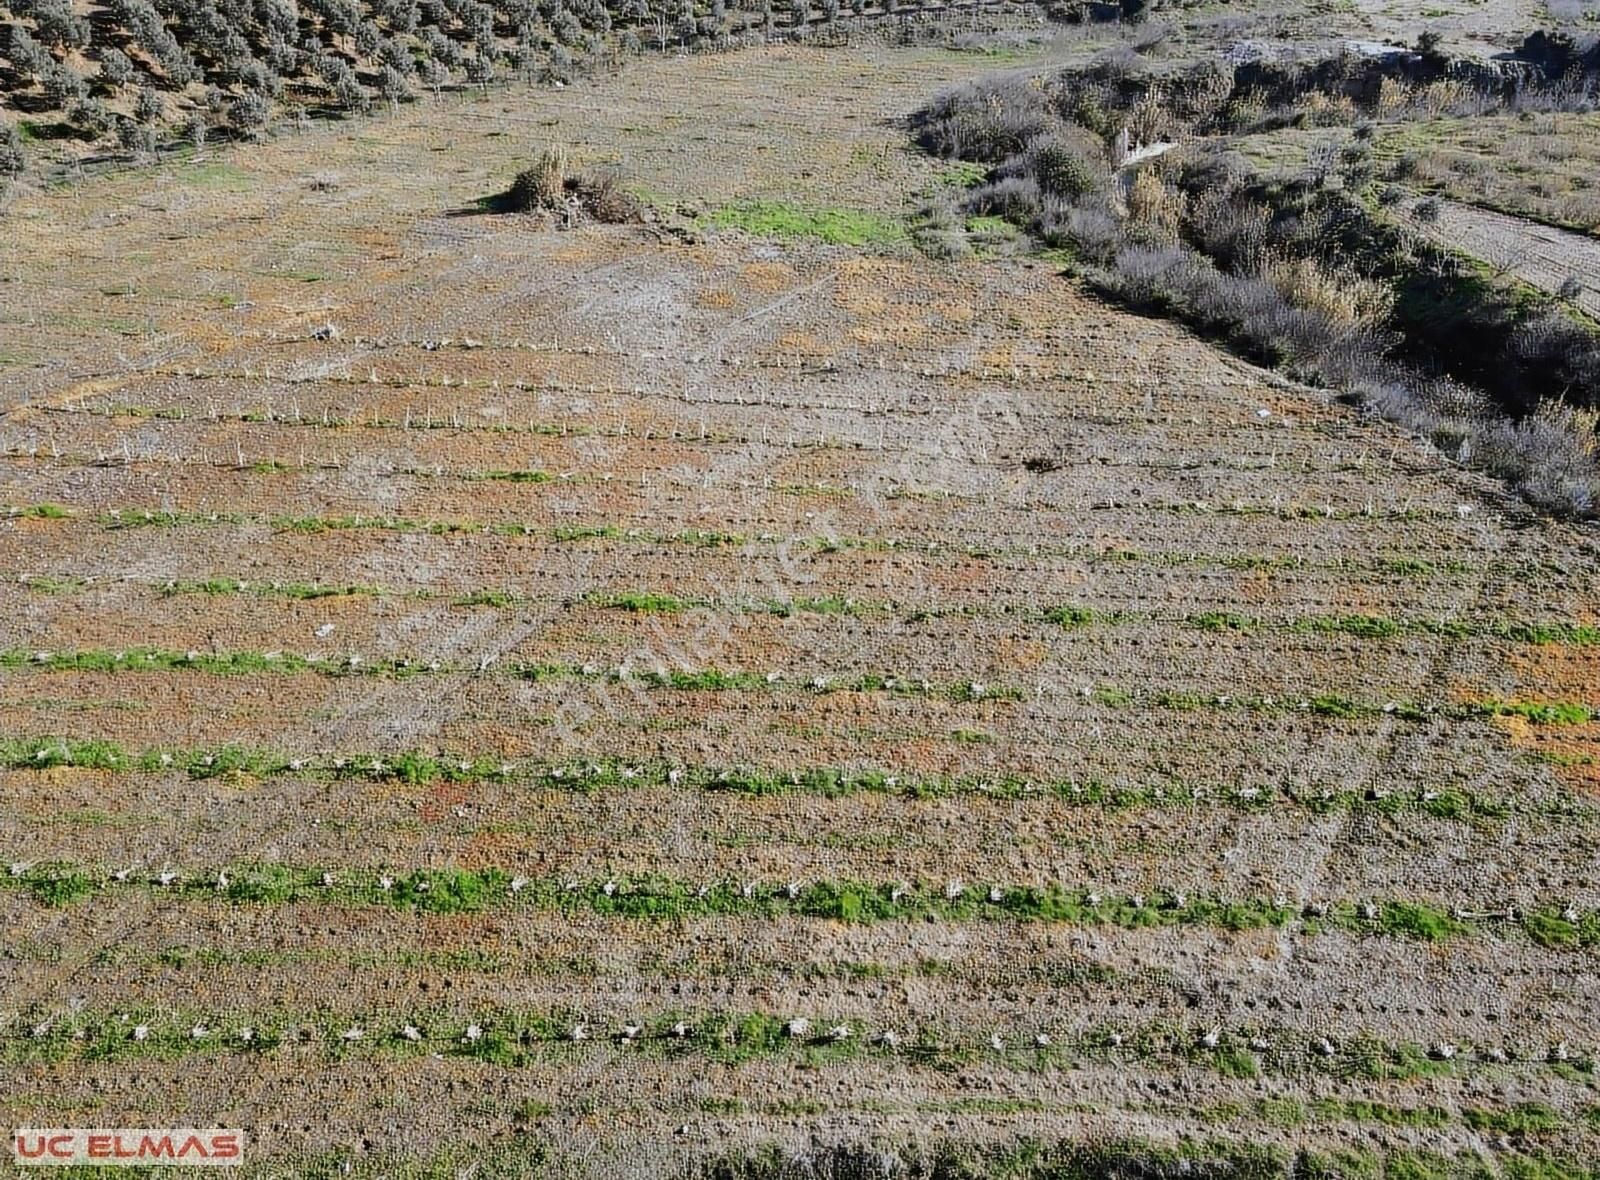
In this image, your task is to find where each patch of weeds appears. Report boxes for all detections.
[1307,695,1364,719]
[1377,901,1464,941]
[468,469,552,483]
[1213,1046,1259,1079]
[1189,611,1256,632]
[27,867,94,907]
[1317,1099,1449,1129]
[944,163,997,192]
[1495,621,1600,645]
[1523,910,1581,949]
[9,503,72,519]
[1259,1098,1305,1128]
[1481,700,1592,726]
[707,201,909,248]
[1047,605,1105,628]
[1464,1103,1564,1136]
[452,589,519,607]
[594,591,688,614]
[964,213,1014,236]
[1302,614,1403,639]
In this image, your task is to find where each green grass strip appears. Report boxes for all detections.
[0,737,1585,823]
[2,861,1594,947]
[7,504,1582,583]
[0,647,1024,701]
[18,571,1600,648]
[7,646,1590,723]
[3,1004,1592,1090]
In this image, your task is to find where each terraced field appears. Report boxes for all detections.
[2,39,1600,1180]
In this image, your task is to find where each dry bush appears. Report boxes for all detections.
[1558,188,1600,230]
[1346,375,1600,516]
[1375,76,1409,118]
[504,149,643,223]
[569,167,644,223]
[1298,90,1357,127]
[1124,85,1171,144]
[1219,87,1268,131]
[1126,167,1184,241]
[1177,59,1234,126]
[1187,191,1271,271]
[1468,402,1599,515]
[1507,311,1600,410]
[509,146,569,211]
[968,175,1043,224]
[1028,130,1107,200]
[1038,200,1122,259]
[911,197,970,260]
[1263,257,1395,328]
[1109,243,1208,305]
[1412,79,1475,118]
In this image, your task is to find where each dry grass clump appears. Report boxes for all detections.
[505,146,644,224]
[1263,258,1395,329]
[1297,90,1358,127]
[509,146,570,212]
[1126,166,1185,241]
[568,168,643,223]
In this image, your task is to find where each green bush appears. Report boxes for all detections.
[1032,136,1102,200]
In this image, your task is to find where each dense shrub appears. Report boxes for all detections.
[0,123,24,176]
[132,85,164,123]
[913,76,1063,162]
[1029,132,1105,199]
[508,145,568,211]
[41,63,89,106]
[99,47,136,90]
[4,25,51,77]
[30,0,92,49]
[229,90,270,137]
[68,96,114,136]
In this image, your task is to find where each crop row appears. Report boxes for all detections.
[2,503,1526,579]
[5,1005,1596,1088]
[41,359,1185,416]
[3,503,914,550]
[0,646,1022,701]
[28,394,1337,473]
[0,501,1473,557]
[6,428,1391,485]
[3,646,1589,726]
[3,863,1594,947]
[15,573,1596,646]
[32,397,889,452]
[2,737,1586,820]
[2,450,907,506]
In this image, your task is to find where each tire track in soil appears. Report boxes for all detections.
[1402,193,1600,320]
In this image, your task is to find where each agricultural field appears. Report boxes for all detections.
[2,8,1600,1180]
